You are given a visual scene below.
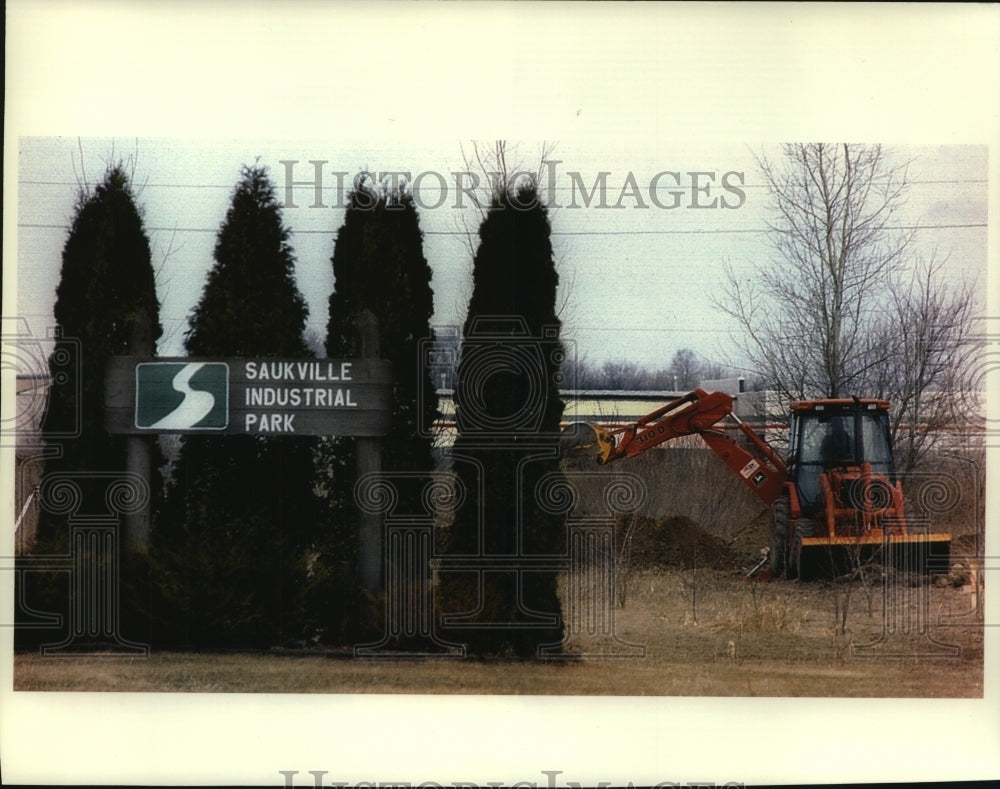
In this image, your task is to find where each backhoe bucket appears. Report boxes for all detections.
[560,423,616,464]
[795,532,951,581]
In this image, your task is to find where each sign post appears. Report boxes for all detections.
[125,305,152,555]
[356,311,383,601]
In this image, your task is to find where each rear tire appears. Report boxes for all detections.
[790,518,816,579]
[770,495,790,577]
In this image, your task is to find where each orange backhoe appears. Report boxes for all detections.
[561,388,951,579]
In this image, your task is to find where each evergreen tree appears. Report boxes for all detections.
[438,182,566,657]
[24,164,162,647]
[153,165,319,648]
[317,181,438,642]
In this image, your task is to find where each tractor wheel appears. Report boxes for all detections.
[902,497,926,534]
[770,495,790,577]
[790,518,816,579]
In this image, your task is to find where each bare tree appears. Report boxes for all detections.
[719,143,914,400]
[558,352,735,392]
[718,144,977,467]
[453,140,580,330]
[874,254,979,471]
[667,348,701,390]
[458,140,557,210]
[454,140,559,254]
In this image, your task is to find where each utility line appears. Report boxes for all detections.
[16,222,989,235]
[18,178,990,189]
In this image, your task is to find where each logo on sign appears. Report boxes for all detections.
[135,362,229,429]
[739,459,760,479]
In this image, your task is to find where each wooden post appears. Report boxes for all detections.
[356,310,383,599]
[124,305,152,555]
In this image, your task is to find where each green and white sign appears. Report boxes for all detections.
[135,362,229,430]
[106,356,392,437]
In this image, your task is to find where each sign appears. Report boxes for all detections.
[106,357,392,436]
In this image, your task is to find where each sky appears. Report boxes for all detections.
[15,138,988,376]
[3,2,999,787]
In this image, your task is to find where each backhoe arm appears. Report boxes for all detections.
[579,388,788,506]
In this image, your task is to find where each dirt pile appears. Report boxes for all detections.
[616,514,738,570]
[726,510,773,567]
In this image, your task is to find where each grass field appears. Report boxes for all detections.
[14,569,984,697]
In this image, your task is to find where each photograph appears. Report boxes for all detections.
[3,2,998,787]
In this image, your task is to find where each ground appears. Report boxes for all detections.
[14,498,984,695]
[14,567,984,696]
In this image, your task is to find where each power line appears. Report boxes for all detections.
[19,180,236,188]
[16,222,989,236]
[571,326,730,334]
[18,177,990,189]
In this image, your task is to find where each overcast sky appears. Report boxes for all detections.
[16,138,988,374]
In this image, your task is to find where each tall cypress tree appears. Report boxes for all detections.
[23,164,162,647]
[153,165,319,648]
[438,182,566,657]
[316,181,438,642]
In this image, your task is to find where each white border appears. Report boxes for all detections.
[4,2,999,785]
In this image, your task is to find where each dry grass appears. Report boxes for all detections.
[14,568,984,697]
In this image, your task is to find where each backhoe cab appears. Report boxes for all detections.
[779,398,949,578]
[561,390,950,580]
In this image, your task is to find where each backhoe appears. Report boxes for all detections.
[561,389,950,578]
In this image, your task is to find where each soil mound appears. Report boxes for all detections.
[617,514,737,570]
[726,509,773,566]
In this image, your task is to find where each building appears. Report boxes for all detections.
[14,374,50,553]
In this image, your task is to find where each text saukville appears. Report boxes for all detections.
[243,361,356,434]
